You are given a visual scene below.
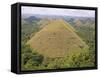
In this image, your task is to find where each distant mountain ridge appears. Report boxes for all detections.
[22,14,95,19]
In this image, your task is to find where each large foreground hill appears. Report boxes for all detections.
[27,19,88,58]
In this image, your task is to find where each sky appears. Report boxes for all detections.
[22,6,95,17]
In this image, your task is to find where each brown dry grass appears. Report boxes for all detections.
[27,19,88,58]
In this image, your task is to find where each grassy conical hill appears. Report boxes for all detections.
[74,19,83,27]
[27,19,88,58]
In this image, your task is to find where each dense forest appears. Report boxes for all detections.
[21,16,95,70]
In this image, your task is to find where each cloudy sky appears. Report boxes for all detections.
[22,6,95,17]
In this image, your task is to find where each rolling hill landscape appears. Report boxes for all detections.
[21,15,95,70]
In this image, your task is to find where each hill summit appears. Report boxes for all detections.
[27,19,88,58]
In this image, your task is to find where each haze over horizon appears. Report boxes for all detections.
[22,6,95,17]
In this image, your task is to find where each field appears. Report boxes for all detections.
[21,15,95,70]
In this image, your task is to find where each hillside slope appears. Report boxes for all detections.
[27,19,88,58]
